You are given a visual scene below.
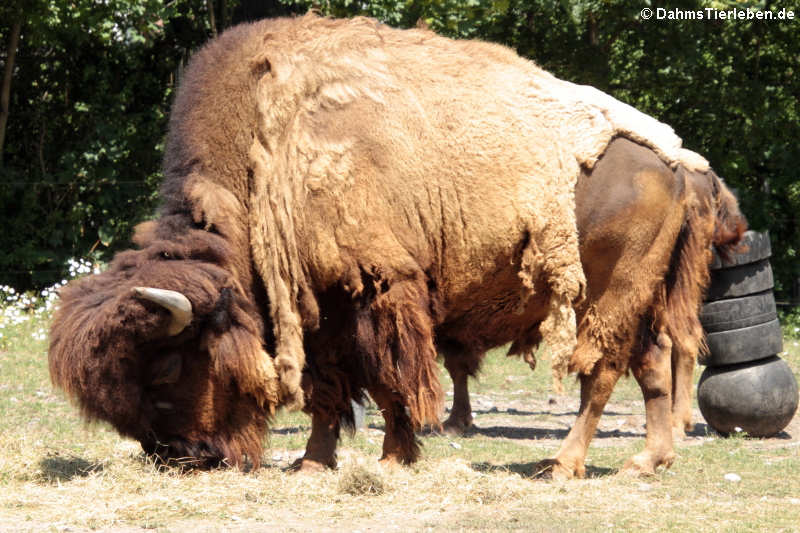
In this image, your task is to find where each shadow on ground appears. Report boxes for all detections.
[38,454,104,483]
[470,461,616,479]
[271,426,308,435]
[464,407,635,418]
[420,424,644,440]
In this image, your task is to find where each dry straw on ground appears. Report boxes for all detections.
[1,317,799,532]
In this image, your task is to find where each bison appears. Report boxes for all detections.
[440,138,745,477]
[49,14,745,478]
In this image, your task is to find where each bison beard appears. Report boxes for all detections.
[48,14,745,476]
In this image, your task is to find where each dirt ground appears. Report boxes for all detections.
[263,384,800,472]
[459,388,799,450]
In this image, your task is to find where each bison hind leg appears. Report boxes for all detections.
[542,356,626,479]
[622,331,677,476]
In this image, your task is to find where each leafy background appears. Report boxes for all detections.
[1,0,798,297]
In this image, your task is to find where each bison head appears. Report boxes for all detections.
[49,223,280,468]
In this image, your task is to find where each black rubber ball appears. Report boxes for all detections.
[697,356,798,438]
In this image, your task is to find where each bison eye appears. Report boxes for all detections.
[160,251,172,259]
[148,352,183,385]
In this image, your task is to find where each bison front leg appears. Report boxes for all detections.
[623,332,676,475]
[537,358,624,480]
[368,385,420,465]
[296,411,340,472]
[357,277,443,464]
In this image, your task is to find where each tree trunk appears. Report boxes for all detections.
[0,18,23,164]
[207,0,218,37]
[221,0,229,31]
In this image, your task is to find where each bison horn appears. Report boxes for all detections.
[133,287,193,336]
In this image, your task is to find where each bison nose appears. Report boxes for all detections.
[140,435,166,457]
[140,435,225,469]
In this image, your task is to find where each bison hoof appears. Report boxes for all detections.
[290,456,337,473]
[620,450,675,477]
[441,416,473,436]
[671,416,694,439]
[378,454,404,469]
[672,423,691,440]
[532,458,581,480]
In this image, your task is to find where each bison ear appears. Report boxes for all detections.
[209,287,234,333]
[249,52,272,77]
[148,352,183,386]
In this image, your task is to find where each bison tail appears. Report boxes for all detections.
[710,172,747,261]
[661,196,715,363]
[662,170,746,358]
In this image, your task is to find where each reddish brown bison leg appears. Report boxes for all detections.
[368,385,420,465]
[538,358,624,479]
[623,332,676,475]
[671,345,695,438]
[296,411,339,472]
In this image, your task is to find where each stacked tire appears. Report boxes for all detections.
[697,231,799,437]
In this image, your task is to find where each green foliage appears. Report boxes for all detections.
[1,0,192,288]
[2,0,799,298]
[779,307,800,339]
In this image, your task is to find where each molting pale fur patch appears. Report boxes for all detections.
[242,14,712,392]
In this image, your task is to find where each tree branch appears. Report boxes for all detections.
[207,0,218,37]
[0,18,23,164]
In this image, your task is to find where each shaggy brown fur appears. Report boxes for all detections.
[442,138,746,477]
[50,227,279,468]
[49,15,744,473]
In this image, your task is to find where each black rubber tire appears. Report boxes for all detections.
[700,291,777,333]
[700,318,783,366]
[705,259,774,301]
[697,356,799,437]
[710,230,771,270]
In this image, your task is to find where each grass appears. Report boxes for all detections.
[1,307,799,532]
